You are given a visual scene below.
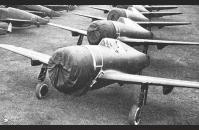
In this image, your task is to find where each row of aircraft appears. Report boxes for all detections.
[0,5,199,125]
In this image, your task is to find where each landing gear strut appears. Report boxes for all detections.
[128,84,148,125]
[143,45,149,54]
[77,35,84,45]
[35,64,49,99]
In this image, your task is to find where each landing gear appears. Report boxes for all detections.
[128,84,148,125]
[36,83,48,99]
[128,105,141,125]
[35,64,49,99]
[104,10,109,14]
[129,47,149,125]
[143,45,149,54]
[36,24,40,28]
[77,35,84,45]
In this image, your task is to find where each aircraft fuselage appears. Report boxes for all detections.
[11,5,61,17]
[0,7,49,27]
[48,38,150,95]
[87,20,152,45]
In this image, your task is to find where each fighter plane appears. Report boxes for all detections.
[7,5,62,18]
[47,18,197,54]
[0,7,49,30]
[0,38,199,125]
[112,5,178,12]
[73,12,191,28]
[89,6,182,21]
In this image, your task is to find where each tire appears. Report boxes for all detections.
[128,105,141,125]
[35,83,48,99]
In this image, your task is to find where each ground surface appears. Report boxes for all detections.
[0,5,199,125]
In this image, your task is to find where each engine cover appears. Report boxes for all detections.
[48,46,100,95]
[87,20,152,45]
[107,8,149,21]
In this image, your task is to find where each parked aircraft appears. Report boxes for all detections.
[73,12,191,28]
[0,7,49,30]
[6,5,62,18]
[0,38,199,125]
[89,6,182,21]
[47,18,197,54]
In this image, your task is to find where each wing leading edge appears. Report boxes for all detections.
[118,37,199,46]
[0,44,50,64]
[48,22,87,36]
[100,70,199,89]
[73,12,190,27]
[73,12,106,21]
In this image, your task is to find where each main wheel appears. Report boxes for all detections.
[128,105,141,125]
[36,83,48,99]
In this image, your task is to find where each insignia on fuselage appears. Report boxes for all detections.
[99,38,127,54]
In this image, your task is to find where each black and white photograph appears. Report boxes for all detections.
[0,4,199,125]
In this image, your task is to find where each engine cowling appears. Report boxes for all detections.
[48,46,97,95]
[107,8,149,21]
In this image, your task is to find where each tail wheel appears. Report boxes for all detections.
[36,83,48,99]
[128,105,141,125]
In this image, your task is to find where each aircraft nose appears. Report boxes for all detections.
[48,47,79,93]
[48,46,96,95]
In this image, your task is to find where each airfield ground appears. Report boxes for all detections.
[0,5,199,125]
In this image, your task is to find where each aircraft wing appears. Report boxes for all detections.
[137,21,191,28]
[0,44,50,64]
[118,37,199,47]
[48,22,87,36]
[142,12,182,17]
[73,12,106,21]
[144,5,178,10]
[89,6,110,13]
[99,70,199,89]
